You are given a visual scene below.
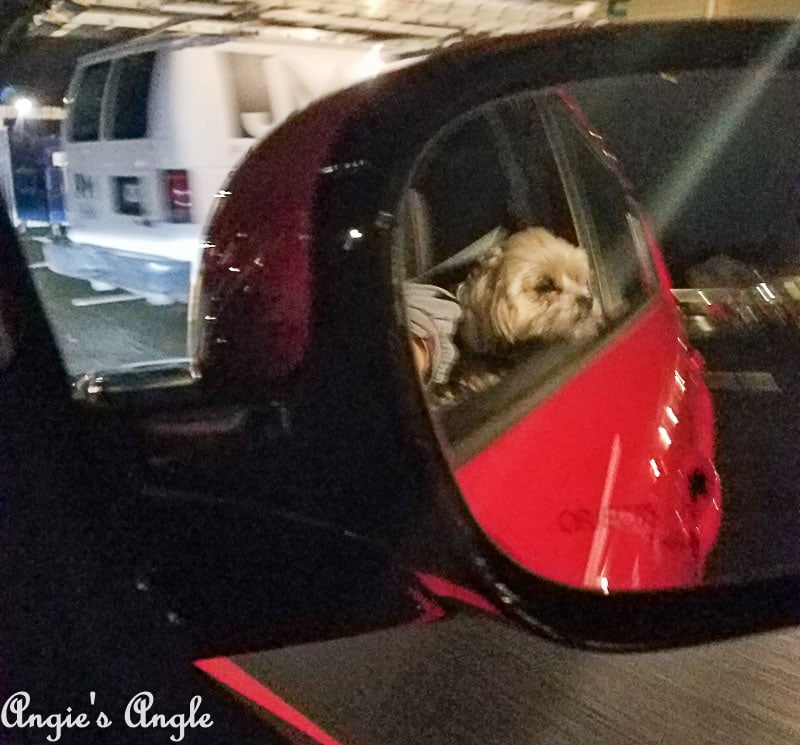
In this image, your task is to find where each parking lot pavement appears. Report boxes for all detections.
[693,324,800,585]
[20,234,189,377]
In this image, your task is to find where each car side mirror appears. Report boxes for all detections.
[191,20,800,647]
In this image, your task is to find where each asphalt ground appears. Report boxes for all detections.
[19,232,188,377]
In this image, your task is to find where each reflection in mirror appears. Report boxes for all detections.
[570,69,800,589]
[397,68,800,595]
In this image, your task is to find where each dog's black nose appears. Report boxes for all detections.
[578,295,594,312]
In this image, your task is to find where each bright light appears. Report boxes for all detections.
[693,316,714,334]
[759,282,776,300]
[146,262,172,273]
[349,228,363,239]
[357,44,387,79]
[784,279,800,300]
[650,459,661,479]
[13,97,34,117]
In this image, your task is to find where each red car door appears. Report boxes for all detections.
[399,90,721,591]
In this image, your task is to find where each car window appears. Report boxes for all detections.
[405,114,509,273]
[544,100,654,321]
[68,62,111,143]
[108,52,155,140]
[398,90,653,451]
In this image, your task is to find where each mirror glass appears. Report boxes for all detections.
[397,66,800,592]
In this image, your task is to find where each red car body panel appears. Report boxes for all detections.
[450,92,721,592]
[456,265,721,592]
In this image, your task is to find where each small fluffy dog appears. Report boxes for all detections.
[456,227,601,356]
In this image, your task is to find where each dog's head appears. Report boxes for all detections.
[459,228,602,354]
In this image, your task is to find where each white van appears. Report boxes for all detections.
[47,35,409,303]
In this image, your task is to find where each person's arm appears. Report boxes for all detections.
[403,283,462,386]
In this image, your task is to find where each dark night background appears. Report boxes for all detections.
[0,0,133,104]
[0,36,123,105]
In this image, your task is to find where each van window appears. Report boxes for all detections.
[109,53,156,140]
[226,53,273,134]
[70,62,111,142]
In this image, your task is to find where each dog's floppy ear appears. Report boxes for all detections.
[482,242,505,269]
[490,274,518,346]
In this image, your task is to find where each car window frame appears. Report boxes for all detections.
[540,93,659,321]
[397,88,663,463]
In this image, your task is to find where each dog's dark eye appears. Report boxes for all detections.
[534,277,557,293]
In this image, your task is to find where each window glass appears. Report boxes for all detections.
[69,62,111,143]
[109,53,155,140]
[409,114,509,273]
[399,92,618,446]
[225,53,274,136]
[546,103,651,321]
